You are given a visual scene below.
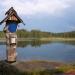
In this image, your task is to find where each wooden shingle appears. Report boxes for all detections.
[0,7,25,25]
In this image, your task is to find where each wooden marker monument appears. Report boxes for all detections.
[0,7,25,63]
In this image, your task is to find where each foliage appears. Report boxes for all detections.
[17,29,52,38]
[0,29,75,38]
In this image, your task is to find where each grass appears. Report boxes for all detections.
[0,60,75,75]
[58,64,75,73]
[1,37,75,42]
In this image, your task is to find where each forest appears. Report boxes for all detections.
[0,29,75,38]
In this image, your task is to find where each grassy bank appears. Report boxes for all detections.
[0,37,75,42]
[39,37,75,41]
[1,60,75,75]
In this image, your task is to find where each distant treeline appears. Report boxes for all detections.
[0,29,75,38]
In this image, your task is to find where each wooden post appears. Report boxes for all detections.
[6,32,17,63]
[0,7,25,63]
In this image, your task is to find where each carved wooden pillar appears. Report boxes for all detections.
[6,32,17,62]
[0,7,25,63]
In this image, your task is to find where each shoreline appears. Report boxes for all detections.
[0,60,67,71]
[1,60,75,75]
[0,38,75,42]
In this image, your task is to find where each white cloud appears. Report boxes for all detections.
[0,0,73,15]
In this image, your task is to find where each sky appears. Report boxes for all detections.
[0,0,75,32]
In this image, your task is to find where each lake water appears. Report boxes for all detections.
[0,40,75,63]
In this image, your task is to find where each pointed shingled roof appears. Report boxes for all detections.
[5,7,16,15]
[0,7,25,25]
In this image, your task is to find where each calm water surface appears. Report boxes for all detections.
[0,40,75,63]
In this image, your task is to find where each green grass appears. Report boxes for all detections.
[0,61,75,75]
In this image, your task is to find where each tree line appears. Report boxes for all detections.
[0,29,75,38]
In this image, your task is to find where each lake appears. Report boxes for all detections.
[0,40,75,63]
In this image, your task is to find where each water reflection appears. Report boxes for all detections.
[60,41,75,46]
[18,40,75,47]
[17,40,52,47]
[0,40,75,62]
[0,40,75,47]
[0,42,6,45]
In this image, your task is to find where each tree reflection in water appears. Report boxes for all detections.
[17,40,52,48]
[0,40,75,48]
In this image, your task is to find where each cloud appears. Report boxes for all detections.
[0,0,75,32]
[0,0,72,15]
